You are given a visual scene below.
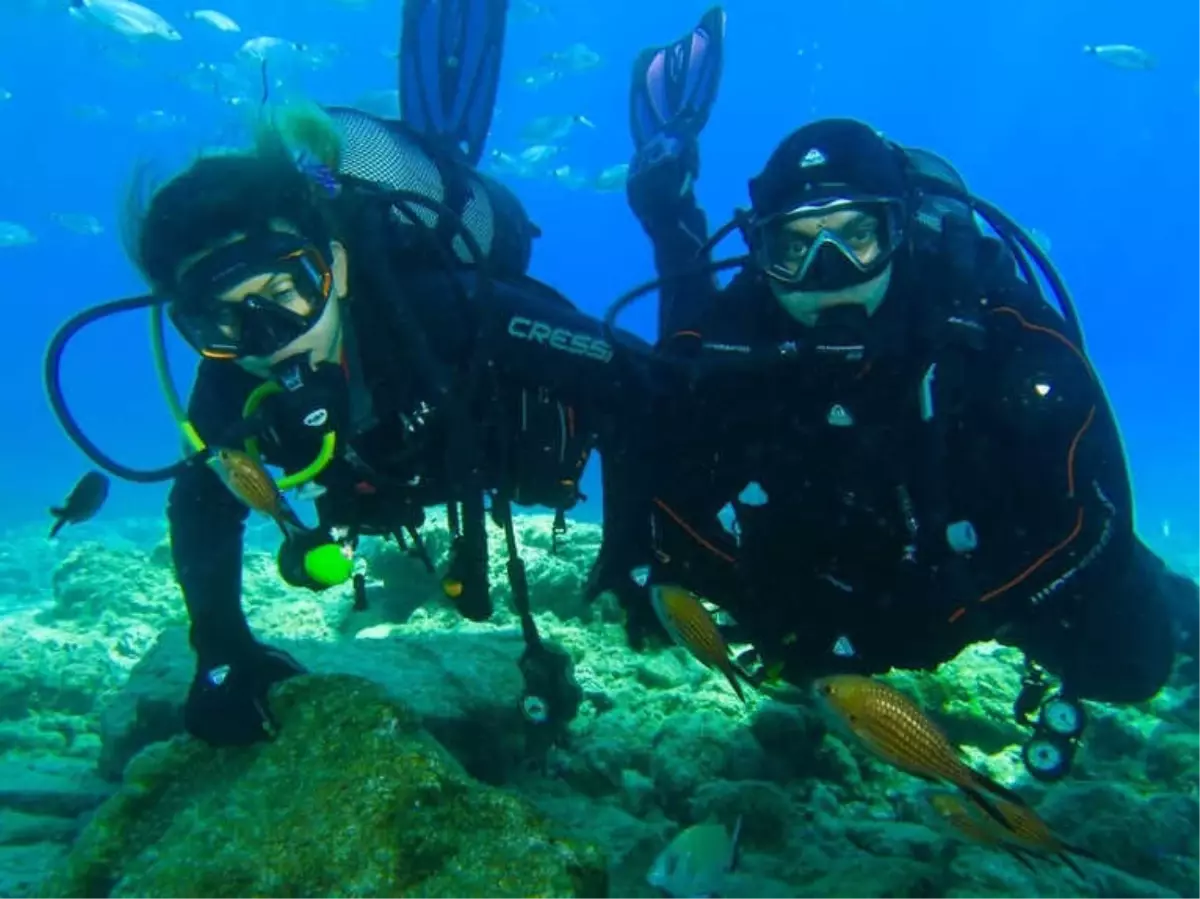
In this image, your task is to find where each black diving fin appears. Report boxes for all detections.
[399,0,509,166]
[629,5,726,151]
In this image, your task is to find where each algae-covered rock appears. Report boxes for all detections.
[888,642,1027,754]
[44,674,606,898]
[97,626,532,784]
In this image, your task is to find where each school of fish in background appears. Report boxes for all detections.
[0,0,1170,253]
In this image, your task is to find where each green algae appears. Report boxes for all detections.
[41,675,606,898]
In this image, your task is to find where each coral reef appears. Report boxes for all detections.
[0,514,1195,898]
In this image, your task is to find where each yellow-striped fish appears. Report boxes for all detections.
[979,792,1094,877]
[925,789,1093,878]
[207,448,306,538]
[813,674,1029,823]
[650,584,746,702]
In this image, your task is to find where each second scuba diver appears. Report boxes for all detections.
[46,0,655,751]
[597,6,1197,782]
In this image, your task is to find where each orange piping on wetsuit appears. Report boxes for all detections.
[652,497,736,564]
[948,306,1098,624]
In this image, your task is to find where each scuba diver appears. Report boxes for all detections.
[595,6,1196,782]
[45,0,652,752]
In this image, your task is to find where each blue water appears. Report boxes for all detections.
[2,0,1196,569]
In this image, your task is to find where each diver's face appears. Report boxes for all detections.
[176,223,350,377]
[218,242,349,377]
[767,209,891,328]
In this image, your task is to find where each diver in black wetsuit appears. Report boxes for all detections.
[594,7,1197,782]
[44,0,652,752]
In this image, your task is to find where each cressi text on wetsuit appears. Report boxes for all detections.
[171,262,651,671]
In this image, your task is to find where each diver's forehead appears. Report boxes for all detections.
[174,231,250,284]
[217,272,275,304]
[172,219,306,285]
[783,209,872,235]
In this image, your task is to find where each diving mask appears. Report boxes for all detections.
[167,232,333,361]
[751,196,905,292]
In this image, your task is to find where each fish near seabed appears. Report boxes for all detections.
[812,674,1032,824]
[925,789,1043,873]
[647,816,742,898]
[975,791,1096,878]
[650,584,747,702]
[923,789,1095,879]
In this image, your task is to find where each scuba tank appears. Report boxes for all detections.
[325,106,540,278]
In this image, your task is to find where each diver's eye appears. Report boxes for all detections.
[782,237,812,262]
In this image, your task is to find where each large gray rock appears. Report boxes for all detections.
[0,757,112,818]
[0,811,78,847]
[0,757,110,897]
[0,843,68,899]
[98,625,534,784]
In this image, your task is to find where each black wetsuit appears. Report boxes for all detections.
[171,262,649,673]
[628,192,1180,704]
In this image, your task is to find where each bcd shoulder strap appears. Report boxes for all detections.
[907,218,995,629]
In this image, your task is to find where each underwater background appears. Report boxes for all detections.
[0,0,1196,896]
[3,0,1197,556]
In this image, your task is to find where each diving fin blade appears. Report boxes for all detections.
[629,5,726,151]
[399,0,508,166]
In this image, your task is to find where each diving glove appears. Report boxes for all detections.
[518,641,582,756]
[184,643,306,746]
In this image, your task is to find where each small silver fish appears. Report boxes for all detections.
[647,816,742,898]
[520,113,594,144]
[1083,43,1156,71]
[542,42,601,72]
[69,0,180,40]
[550,165,586,189]
[185,8,240,32]
[0,221,35,248]
[517,68,563,91]
[51,213,104,236]
[238,35,304,62]
[519,144,559,164]
[594,163,629,192]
